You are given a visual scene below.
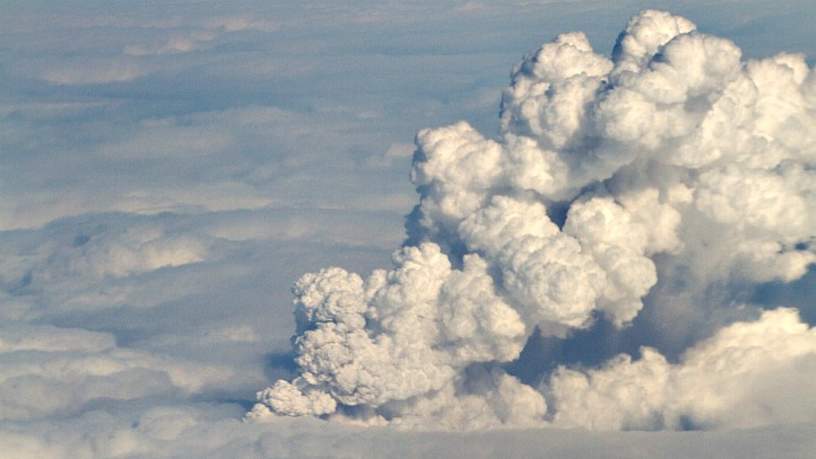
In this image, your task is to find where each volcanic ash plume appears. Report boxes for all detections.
[248,10,816,430]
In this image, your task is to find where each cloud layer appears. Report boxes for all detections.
[2,2,816,457]
[251,10,816,430]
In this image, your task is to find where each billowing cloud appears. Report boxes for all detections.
[2,1,815,456]
[549,308,816,430]
[250,10,816,430]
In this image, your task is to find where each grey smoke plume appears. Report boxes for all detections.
[249,10,816,430]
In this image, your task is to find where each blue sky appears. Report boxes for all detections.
[1,1,815,457]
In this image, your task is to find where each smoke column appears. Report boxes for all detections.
[248,10,816,430]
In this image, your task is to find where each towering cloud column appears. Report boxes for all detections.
[249,10,816,430]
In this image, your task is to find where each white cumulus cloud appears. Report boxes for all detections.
[251,9,816,430]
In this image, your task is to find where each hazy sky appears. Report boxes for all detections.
[1,1,815,457]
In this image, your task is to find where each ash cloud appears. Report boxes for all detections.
[250,10,816,430]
